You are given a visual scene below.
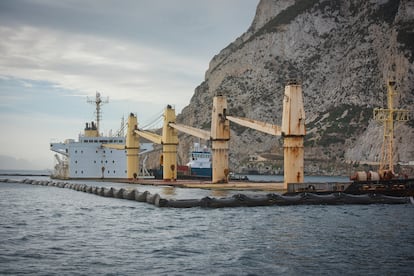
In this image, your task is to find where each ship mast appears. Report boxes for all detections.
[373,80,409,177]
[87,92,109,135]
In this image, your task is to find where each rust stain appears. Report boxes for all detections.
[296,172,301,182]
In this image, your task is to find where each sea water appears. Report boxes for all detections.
[0,173,413,275]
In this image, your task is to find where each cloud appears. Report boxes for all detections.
[0,25,205,109]
[0,0,259,113]
[0,0,259,170]
[0,155,44,170]
[0,111,82,170]
[0,0,257,50]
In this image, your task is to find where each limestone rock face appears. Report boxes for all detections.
[174,0,414,174]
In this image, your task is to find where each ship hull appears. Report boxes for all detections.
[189,167,212,178]
[286,178,414,197]
[345,178,414,197]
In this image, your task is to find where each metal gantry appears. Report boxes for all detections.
[373,80,409,176]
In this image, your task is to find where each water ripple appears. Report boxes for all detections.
[0,183,413,275]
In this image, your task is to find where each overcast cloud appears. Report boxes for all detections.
[0,0,259,169]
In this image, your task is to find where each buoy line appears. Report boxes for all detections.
[0,178,412,208]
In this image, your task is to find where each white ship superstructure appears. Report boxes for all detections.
[50,131,127,179]
[50,92,152,179]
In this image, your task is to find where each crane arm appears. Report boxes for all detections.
[226,116,281,136]
[135,130,162,144]
[102,144,126,150]
[54,154,62,164]
[169,123,210,140]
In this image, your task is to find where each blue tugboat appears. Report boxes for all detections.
[186,143,212,178]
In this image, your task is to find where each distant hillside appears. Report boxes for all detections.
[152,0,414,175]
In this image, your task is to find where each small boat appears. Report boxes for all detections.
[186,143,212,178]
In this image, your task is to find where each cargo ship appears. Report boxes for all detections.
[50,92,152,179]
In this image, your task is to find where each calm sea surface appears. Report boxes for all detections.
[0,173,413,275]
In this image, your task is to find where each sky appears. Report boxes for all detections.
[0,0,259,170]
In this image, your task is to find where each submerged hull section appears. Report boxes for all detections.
[286,178,414,197]
[345,178,414,197]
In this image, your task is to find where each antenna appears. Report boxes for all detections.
[87,91,109,135]
[116,115,125,137]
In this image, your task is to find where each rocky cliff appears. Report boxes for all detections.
[155,0,414,175]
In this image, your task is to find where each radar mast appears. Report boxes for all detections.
[87,92,109,135]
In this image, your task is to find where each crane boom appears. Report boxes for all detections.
[226,116,282,136]
[101,144,125,150]
[135,130,162,144]
[168,123,210,140]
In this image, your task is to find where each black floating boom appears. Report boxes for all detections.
[1,178,412,209]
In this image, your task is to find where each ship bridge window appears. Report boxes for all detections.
[94,140,98,143]
[109,140,113,143]
[89,140,93,143]
[84,140,88,143]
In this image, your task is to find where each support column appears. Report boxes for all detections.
[162,105,178,181]
[126,113,139,179]
[283,137,304,186]
[211,96,230,183]
[281,82,306,189]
